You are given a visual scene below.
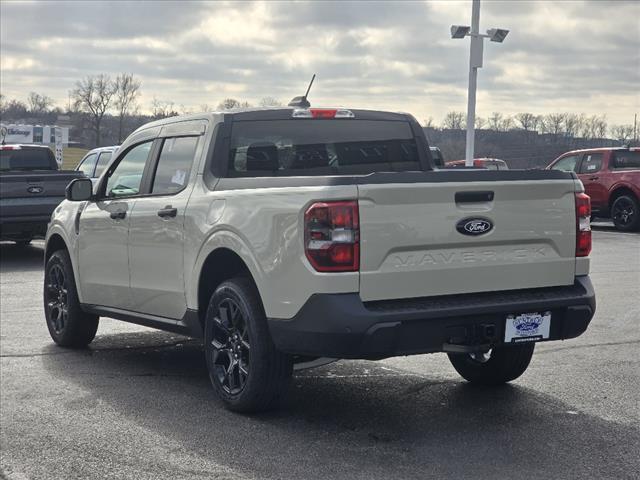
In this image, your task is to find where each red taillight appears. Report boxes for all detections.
[575,192,591,257]
[304,200,359,272]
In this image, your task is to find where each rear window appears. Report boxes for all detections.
[0,148,55,171]
[612,151,640,169]
[228,120,420,177]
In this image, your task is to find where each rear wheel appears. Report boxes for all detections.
[204,277,293,412]
[448,343,535,385]
[611,194,640,231]
[44,250,99,347]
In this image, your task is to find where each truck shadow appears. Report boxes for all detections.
[39,329,637,480]
[0,241,44,274]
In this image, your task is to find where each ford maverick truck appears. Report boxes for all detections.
[44,107,596,412]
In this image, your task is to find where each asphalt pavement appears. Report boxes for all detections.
[1,224,638,480]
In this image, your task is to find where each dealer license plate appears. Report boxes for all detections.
[504,311,551,343]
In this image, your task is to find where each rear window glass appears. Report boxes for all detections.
[0,148,55,171]
[613,151,640,169]
[228,120,420,177]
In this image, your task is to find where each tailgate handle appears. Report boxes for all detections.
[455,191,494,203]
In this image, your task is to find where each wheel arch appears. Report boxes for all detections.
[609,185,638,208]
[45,233,69,262]
[195,247,264,328]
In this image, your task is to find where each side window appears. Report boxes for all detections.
[105,141,152,198]
[151,136,198,195]
[94,151,113,177]
[77,153,98,176]
[612,151,640,169]
[551,155,579,172]
[579,153,603,174]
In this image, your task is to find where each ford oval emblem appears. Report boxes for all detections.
[456,217,493,236]
[27,186,44,194]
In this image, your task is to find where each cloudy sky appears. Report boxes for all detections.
[1,0,638,124]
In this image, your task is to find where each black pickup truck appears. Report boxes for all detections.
[0,144,84,245]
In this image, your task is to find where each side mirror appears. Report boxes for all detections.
[65,178,93,201]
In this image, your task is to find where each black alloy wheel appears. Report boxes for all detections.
[210,297,251,395]
[44,249,99,347]
[611,195,639,231]
[46,263,69,335]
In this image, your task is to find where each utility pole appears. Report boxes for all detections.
[465,0,481,167]
[451,0,509,166]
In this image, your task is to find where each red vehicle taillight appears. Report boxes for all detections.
[304,201,360,272]
[575,192,592,257]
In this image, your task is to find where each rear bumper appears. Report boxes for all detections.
[0,216,51,239]
[267,276,596,359]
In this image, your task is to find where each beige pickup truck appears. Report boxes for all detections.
[45,106,595,412]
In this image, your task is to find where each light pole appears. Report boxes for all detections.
[451,0,509,166]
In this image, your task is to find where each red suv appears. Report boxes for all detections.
[547,147,640,231]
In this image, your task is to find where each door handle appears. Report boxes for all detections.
[589,176,599,181]
[110,210,126,220]
[157,206,178,218]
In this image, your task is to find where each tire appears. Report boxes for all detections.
[448,343,535,386]
[611,194,640,232]
[44,249,99,347]
[204,277,293,413]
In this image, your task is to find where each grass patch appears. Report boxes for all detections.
[61,147,88,170]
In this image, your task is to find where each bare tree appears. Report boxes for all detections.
[563,113,580,139]
[475,117,486,129]
[216,98,251,110]
[72,74,117,147]
[595,115,608,140]
[258,97,282,107]
[500,116,515,132]
[423,116,435,128]
[515,112,537,132]
[1,99,29,121]
[486,112,503,131]
[27,92,55,115]
[442,111,465,130]
[151,98,178,119]
[114,73,141,143]
[611,124,634,143]
[543,113,566,137]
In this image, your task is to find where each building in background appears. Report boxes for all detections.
[0,124,69,147]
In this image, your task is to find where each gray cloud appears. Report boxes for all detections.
[1,0,638,123]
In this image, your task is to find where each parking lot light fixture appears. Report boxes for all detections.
[450,0,509,166]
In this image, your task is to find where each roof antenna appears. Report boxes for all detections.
[288,74,316,108]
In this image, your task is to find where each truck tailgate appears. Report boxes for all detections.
[357,177,578,302]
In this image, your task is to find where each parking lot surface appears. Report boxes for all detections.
[1,225,638,480]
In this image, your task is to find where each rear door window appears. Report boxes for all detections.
[151,136,198,194]
[228,120,421,177]
[579,153,603,174]
[612,151,640,169]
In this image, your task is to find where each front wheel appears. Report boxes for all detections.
[44,250,99,347]
[448,343,535,386]
[611,195,640,231]
[204,277,293,412]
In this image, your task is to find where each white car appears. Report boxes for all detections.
[45,106,596,412]
[75,146,119,184]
